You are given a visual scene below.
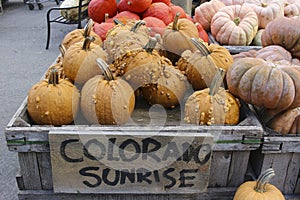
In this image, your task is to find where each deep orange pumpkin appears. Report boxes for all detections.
[88,0,117,23]
[142,2,174,25]
[152,0,171,5]
[125,0,152,13]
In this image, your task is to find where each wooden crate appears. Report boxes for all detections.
[250,128,300,197]
[5,93,265,199]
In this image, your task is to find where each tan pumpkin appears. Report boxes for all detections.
[284,0,300,17]
[61,19,102,50]
[80,58,135,125]
[261,16,300,59]
[178,38,233,90]
[234,168,285,200]
[27,69,80,125]
[211,4,258,46]
[162,13,199,64]
[244,0,285,29]
[226,57,300,111]
[193,0,226,31]
[184,69,240,125]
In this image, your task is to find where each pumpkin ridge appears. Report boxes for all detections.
[265,66,283,109]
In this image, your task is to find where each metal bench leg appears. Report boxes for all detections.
[0,0,3,15]
[46,12,51,49]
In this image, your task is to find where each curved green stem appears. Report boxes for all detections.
[209,68,225,96]
[48,68,59,86]
[113,18,125,26]
[254,168,275,193]
[233,17,240,26]
[83,19,94,38]
[172,12,180,31]
[130,20,146,32]
[82,36,95,51]
[190,38,210,56]
[143,37,157,54]
[59,44,66,57]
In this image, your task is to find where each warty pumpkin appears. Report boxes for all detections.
[243,0,285,29]
[261,16,300,59]
[211,4,258,46]
[45,44,66,79]
[61,19,102,50]
[80,58,135,125]
[178,38,233,90]
[27,69,80,125]
[63,36,108,85]
[184,68,240,125]
[226,57,300,111]
[233,168,285,200]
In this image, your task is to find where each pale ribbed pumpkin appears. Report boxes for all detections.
[284,0,300,17]
[27,69,80,125]
[211,4,258,46]
[80,58,135,125]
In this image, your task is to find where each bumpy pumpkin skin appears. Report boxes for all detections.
[261,16,300,59]
[194,0,225,31]
[80,75,135,125]
[27,77,80,125]
[141,65,188,109]
[211,4,258,46]
[233,181,285,200]
[244,0,285,29]
[184,87,240,125]
[63,38,108,85]
[226,57,300,111]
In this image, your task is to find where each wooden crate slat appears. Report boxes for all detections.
[37,152,53,190]
[18,152,43,190]
[209,152,232,187]
[227,151,250,187]
[283,153,300,194]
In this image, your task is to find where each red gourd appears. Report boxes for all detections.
[88,0,117,23]
[142,2,174,25]
[125,0,152,13]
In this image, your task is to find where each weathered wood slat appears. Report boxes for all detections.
[227,151,250,187]
[209,152,231,187]
[37,152,53,190]
[283,153,300,194]
[18,152,42,190]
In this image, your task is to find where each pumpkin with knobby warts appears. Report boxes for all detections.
[261,16,300,59]
[243,0,285,29]
[234,168,285,200]
[61,19,102,50]
[142,2,174,25]
[284,0,300,17]
[211,4,258,46]
[125,0,152,13]
[162,13,199,64]
[27,69,80,125]
[80,58,135,125]
[93,14,115,41]
[178,38,233,90]
[88,0,117,23]
[266,107,300,135]
[184,69,240,125]
[63,36,108,85]
[194,0,225,31]
[104,20,150,63]
[226,57,300,112]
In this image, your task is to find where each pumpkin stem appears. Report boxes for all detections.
[233,17,240,26]
[190,38,210,56]
[172,12,180,31]
[59,44,66,57]
[143,37,157,54]
[209,68,225,96]
[113,18,125,26]
[82,36,95,51]
[104,13,109,22]
[96,58,115,81]
[48,68,59,86]
[83,19,94,38]
[130,20,146,32]
[254,168,275,193]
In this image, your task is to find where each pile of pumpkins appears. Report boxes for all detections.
[27,0,300,136]
[194,0,300,46]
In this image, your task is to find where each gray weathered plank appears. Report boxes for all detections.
[283,153,300,194]
[18,152,42,190]
[37,152,53,190]
[209,152,231,187]
[227,151,250,187]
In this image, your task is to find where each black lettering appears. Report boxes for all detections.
[162,142,180,161]
[119,139,141,161]
[142,138,161,162]
[120,169,135,185]
[137,168,152,184]
[79,167,101,188]
[83,139,106,161]
[179,169,198,188]
[107,138,120,161]
[153,170,160,182]
[197,144,212,165]
[181,143,212,164]
[102,168,120,186]
[60,139,83,163]
[163,168,176,189]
